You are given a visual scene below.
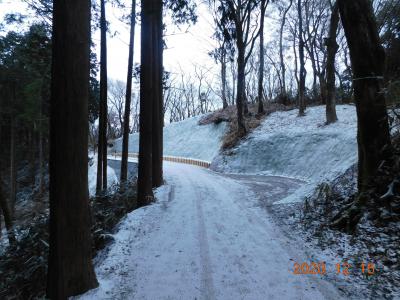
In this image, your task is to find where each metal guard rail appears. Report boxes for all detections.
[112,152,211,168]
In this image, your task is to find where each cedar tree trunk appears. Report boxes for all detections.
[47,0,98,297]
[137,0,158,206]
[0,171,15,245]
[120,0,137,183]
[152,0,163,188]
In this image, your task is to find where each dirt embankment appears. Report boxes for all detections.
[199,102,293,149]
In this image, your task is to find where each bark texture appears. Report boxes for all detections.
[120,0,137,183]
[325,2,339,124]
[47,0,98,297]
[338,0,392,190]
[298,0,306,116]
[152,0,163,188]
[0,171,15,245]
[221,47,228,109]
[138,0,162,205]
[9,119,16,213]
[257,0,267,114]
[236,41,247,135]
[97,0,108,193]
[279,0,293,105]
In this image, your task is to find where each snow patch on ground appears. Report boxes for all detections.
[212,105,358,204]
[111,115,228,162]
[76,183,171,300]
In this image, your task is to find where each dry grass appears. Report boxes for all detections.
[0,181,138,299]
[199,102,293,150]
[198,105,237,125]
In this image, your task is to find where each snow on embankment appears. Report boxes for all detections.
[112,115,228,162]
[212,105,358,202]
[88,158,118,196]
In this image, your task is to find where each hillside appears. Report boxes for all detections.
[110,105,358,198]
[211,105,358,203]
[112,115,228,162]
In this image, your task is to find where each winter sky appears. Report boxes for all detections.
[0,0,219,82]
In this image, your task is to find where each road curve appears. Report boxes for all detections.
[79,162,343,300]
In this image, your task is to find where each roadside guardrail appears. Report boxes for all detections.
[112,152,211,168]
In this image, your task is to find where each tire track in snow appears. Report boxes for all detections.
[185,166,344,300]
[186,173,217,300]
[79,162,344,299]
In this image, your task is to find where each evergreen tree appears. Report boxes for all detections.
[47,0,98,297]
[97,0,109,194]
[120,0,137,184]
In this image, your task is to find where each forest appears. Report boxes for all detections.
[0,0,399,299]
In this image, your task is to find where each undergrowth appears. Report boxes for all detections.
[199,102,293,149]
[0,181,137,299]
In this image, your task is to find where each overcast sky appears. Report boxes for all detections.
[0,0,219,82]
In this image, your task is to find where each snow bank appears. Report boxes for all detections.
[88,159,118,196]
[77,184,172,300]
[112,115,228,162]
[212,105,358,203]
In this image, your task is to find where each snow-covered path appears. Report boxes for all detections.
[80,162,343,300]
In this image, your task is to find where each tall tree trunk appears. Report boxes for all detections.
[338,0,392,191]
[221,48,228,109]
[137,0,158,206]
[38,86,45,197]
[279,0,293,105]
[243,94,249,115]
[335,69,346,103]
[325,2,339,124]
[298,0,306,116]
[309,52,318,97]
[9,118,16,214]
[96,116,103,194]
[236,35,247,135]
[47,0,98,297]
[101,0,108,191]
[0,124,2,240]
[28,130,36,183]
[0,171,15,246]
[293,31,299,88]
[303,32,318,99]
[97,0,108,194]
[120,0,137,184]
[258,0,267,114]
[319,71,327,104]
[152,0,163,188]
[231,62,236,105]
[38,124,45,195]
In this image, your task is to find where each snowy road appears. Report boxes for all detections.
[81,162,343,300]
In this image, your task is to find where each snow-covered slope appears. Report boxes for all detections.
[212,105,358,185]
[88,159,118,196]
[112,115,228,162]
